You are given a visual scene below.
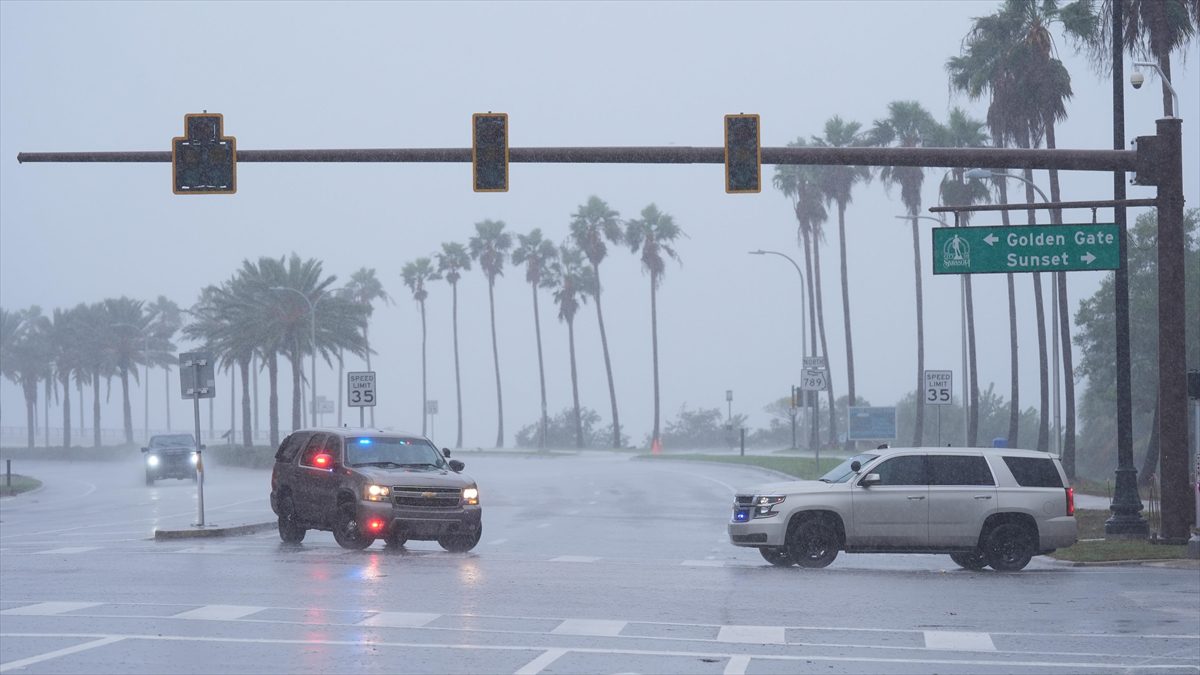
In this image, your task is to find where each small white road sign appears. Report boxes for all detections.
[925,370,953,406]
[347,371,376,407]
[801,369,827,391]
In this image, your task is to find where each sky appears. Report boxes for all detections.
[2,1,1197,449]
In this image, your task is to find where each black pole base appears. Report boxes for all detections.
[1104,466,1149,540]
[1104,514,1150,539]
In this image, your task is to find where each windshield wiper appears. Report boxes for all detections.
[355,461,404,468]
[399,462,442,469]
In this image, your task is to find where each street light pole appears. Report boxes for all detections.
[270,287,318,430]
[749,249,809,449]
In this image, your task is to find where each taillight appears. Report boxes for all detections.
[1065,487,1075,516]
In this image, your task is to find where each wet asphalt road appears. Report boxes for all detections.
[1,452,1197,674]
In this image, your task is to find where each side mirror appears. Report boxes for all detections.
[141,447,148,453]
[860,473,881,487]
[442,448,452,458]
[199,444,207,450]
[448,459,465,472]
[850,460,861,472]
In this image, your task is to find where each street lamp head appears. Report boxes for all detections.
[748,250,765,255]
[964,168,994,180]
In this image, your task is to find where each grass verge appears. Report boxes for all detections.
[1047,509,1190,562]
[635,453,844,480]
[0,474,42,497]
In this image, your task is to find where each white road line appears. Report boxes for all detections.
[551,619,626,637]
[924,631,997,652]
[487,538,508,546]
[0,635,123,673]
[717,625,786,645]
[33,547,101,555]
[514,648,568,675]
[550,555,599,563]
[172,605,266,621]
[0,602,102,616]
[724,655,751,675]
[682,560,725,567]
[358,612,440,628]
[174,546,239,554]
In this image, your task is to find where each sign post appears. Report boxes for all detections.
[932,223,1120,275]
[347,371,376,428]
[180,351,215,527]
[925,370,953,445]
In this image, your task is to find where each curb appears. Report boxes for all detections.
[1050,557,1200,568]
[154,521,276,540]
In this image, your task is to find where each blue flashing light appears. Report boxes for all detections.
[733,510,750,522]
[358,438,373,445]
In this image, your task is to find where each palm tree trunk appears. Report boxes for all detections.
[452,282,463,448]
[240,357,252,447]
[44,375,51,447]
[837,201,856,452]
[420,298,428,436]
[592,265,620,448]
[364,324,374,428]
[22,379,36,449]
[290,347,302,432]
[252,355,259,440]
[812,231,836,445]
[337,348,343,428]
[121,367,133,444]
[268,352,279,447]
[1022,171,1050,452]
[910,214,926,447]
[78,379,84,438]
[1046,121,1075,475]
[568,317,583,448]
[801,231,819,450]
[650,272,661,446]
[61,373,71,448]
[994,178,1020,448]
[164,367,172,431]
[531,284,548,450]
[488,279,504,447]
[92,371,101,447]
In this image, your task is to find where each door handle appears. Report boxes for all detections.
[974,495,992,500]
[907,495,925,500]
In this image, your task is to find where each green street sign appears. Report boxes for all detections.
[932,223,1120,275]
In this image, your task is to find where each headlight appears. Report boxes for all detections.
[754,495,785,518]
[146,455,160,467]
[189,452,199,465]
[365,484,391,501]
[463,487,479,505]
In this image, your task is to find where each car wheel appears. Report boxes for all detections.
[984,523,1035,572]
[383,531,407,548]
[949,551,988,570]
[759,547,795,567]
[277,495,306,544]
[788,520,839,568]
[332,502,373,550]
[437,526,481,553]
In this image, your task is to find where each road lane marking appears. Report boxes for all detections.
[0,635,123,673]
[172,605,266,621]
[174,545,240,554]
[33,547,101,555]
[514,648,568,675]
[550,555,599,563]
[924,631,997,651]
[358,612,440,628]
[682,560,724,567]
[724,655,750,675]
[486,538,508,546]
[717,625,786,644]
[0,602,102,616]
[551,619,626,637]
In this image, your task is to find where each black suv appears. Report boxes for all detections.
[142,434,200,485]
[269,428,482,551]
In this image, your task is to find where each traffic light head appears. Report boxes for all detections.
[172,113,236,195]
[724,114,761,193]
[473,113,509,192]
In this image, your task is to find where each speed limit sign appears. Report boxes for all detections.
[347,371,376,407]
[925,370,953,406]
[801,369,827,391]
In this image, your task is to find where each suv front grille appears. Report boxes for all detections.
[735,495,755,506]
[392,486,461,508]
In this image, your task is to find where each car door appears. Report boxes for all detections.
[294,433,334,522]
[926,454,997,548]
[849,454,928,547]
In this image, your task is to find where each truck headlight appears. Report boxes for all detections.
[365,484,391,501]
[463,487,479,505]
[146,455,160,467]
[190,452,199,465]
[754,495,784,518]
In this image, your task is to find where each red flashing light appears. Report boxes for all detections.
[367,518,385,532]
[1065,487,1075,516]
[314,454,331,468]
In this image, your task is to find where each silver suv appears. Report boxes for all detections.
[270,428,482,551]
[728,447,1077,571]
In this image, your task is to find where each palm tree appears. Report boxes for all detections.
[813,117,871,451]
[0,307,26,430]
[402,258,441,435]
[552,245,596,449]
[8,307,50,448]
[512,229,560,450]
[145,296,182,435]
[469,220,513,447]
[104,296,150,445]
[773,145,831,448]
[937,108,993,447]
[569,196,624,448]
[436,242,472,448]
[47,306,87,448]
[624,204,683,449]
[870,101,941,447]
[344,268,392,428]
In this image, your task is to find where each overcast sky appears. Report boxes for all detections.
[2,1,1197,448]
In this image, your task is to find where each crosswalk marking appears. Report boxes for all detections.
[724,655,751,675]
[0,602,102,616]
[34,547,100,555]
[551,619,626,637]
[358,612,440,628]
[924,630,997,651]
[717,625,786,645]
[173,605,266,621]
[174,546,239,554]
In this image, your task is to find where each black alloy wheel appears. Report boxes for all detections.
[276,494,306,544]
[983,523,1035,572]
[759,547,795,567]
[788,520,839,568]
[437,526,482,553]
[948,551,988,570]
[332,502,373,550]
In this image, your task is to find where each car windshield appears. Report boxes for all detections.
[819,453,880,483]
[345,437,445,469]
[150,434,196,448]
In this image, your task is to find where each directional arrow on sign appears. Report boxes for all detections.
[984,233,999,246]
[1082,252,1096,264]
